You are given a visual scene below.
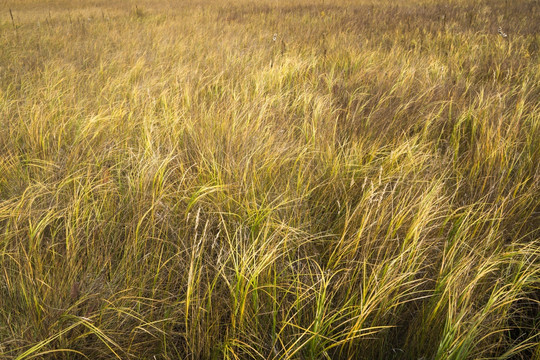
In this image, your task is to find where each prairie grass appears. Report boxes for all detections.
[0,0,539,359]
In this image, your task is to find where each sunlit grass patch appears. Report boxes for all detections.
[0,0,539,359]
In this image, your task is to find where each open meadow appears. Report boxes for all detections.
[0,0,539,358]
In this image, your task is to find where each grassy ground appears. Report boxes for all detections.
[0,0,539,359]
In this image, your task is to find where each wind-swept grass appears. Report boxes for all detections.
[0,0,539,359]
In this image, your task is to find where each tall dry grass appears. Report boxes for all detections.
[0,0,539,359]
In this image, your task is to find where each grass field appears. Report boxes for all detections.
[0,0,539,359]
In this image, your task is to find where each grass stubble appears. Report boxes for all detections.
[0,0,539,359]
